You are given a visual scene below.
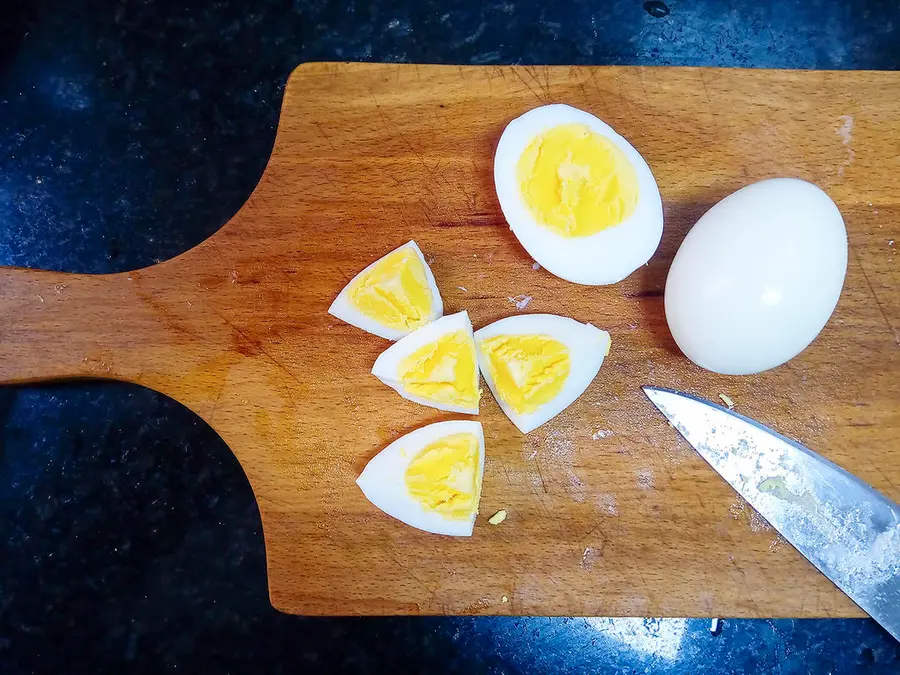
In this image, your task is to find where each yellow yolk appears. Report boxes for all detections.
[397,330,480,409]
[516,123,639,237]
[348,247,432,331]
[480,334,570,414]
[404,433,480,519]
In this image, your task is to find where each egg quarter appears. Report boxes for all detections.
[328,240,443,340]
[372,311,481,414]
[475,314,611,433]
[356,420,486,536]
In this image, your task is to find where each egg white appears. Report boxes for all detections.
[494,104,663,285]
[356,420,486,536]
[475,314,610,433]
[328,240,444,340]
[371,310,480,414]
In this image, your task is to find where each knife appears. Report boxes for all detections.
[643,386,900,641]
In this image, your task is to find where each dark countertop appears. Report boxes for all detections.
[1,1,899,672]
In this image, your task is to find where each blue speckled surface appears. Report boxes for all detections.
[2,1,899,672]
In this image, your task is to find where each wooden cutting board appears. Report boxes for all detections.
[2,63,898,617]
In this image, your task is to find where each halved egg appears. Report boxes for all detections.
[494,104,663,285]
[372,310,481,414]
[475,314,610,433]
[357,420,485,536]
[328,240,443,340]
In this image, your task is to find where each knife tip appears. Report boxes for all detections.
[641,386,666,410]
[641,385,672,399]
[642,386,687,413]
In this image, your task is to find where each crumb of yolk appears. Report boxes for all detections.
[404,433,480,519]
[516,123,639,237]
[488,509,508,525]
[480,334,570,414]
[397,330,480,409]
[348,247,432,330]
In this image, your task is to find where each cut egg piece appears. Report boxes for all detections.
[372,310,481,414]
[475,314,610,433]
[357,420,485,536]
[494,104,663,285]
[328,240,443,340]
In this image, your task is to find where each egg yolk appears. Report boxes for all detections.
[480,334,570,414]
[405,433,480,519]
[348,247,432,330]
[516,123,639,237]
[397,330,480,408]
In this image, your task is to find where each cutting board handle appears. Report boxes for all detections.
[0,266,180,386]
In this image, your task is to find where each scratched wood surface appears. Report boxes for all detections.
[1,63,898,617]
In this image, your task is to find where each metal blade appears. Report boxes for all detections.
[644,386,900,640]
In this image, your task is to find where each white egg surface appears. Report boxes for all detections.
[475,314,610,433]
[372,311,481,414]
[494,104,663,285]
[665,178,848,375]
[357,420,485,536]
[328,240,443,340]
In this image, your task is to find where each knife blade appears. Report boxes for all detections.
[643,386,900,641]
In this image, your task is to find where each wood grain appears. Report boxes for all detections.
[1,63,898,617]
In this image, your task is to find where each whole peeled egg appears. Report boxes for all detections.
[665,178,847,375]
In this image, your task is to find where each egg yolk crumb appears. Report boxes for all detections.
[488,509,508,525]
[397,330,480,408]
[480,334,570,414]
[348,247,432,330]
[405,433,480,519]
[516,123,639,237]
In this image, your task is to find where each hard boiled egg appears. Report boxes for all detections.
[357,420,485,536]
[372,310,481,414]
[475,314,610,433]
[665,178,847,375]
[328,240,443,340]
[494,104,663,285]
